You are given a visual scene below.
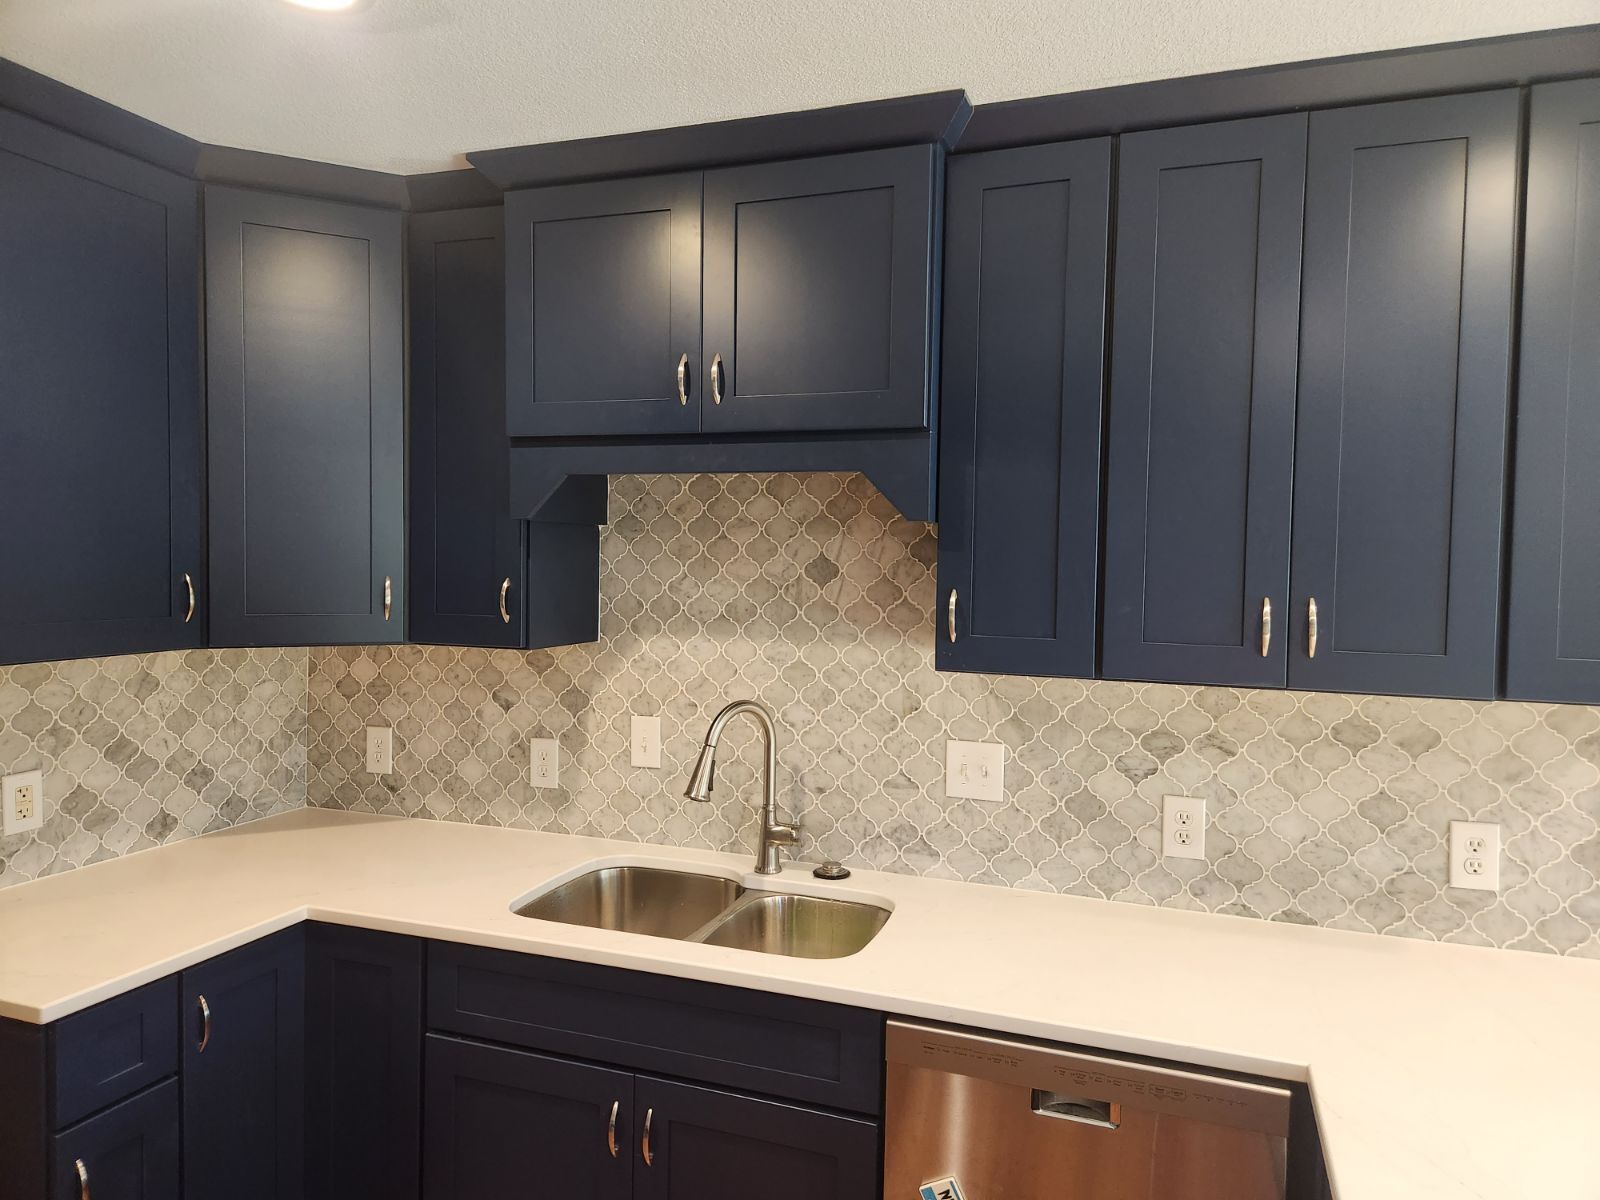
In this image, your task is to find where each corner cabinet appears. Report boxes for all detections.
[0,110,204,666]
[506,146,938,439]
[1506,79,1600,703]
[205,185,404,647]
[408,206,599,649]
[937,138,1111,677]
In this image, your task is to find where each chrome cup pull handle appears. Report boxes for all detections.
[947,588,958,644]
[1307,597,1319,659]
[607,1099,619,1158]
[1260,596,1272,657]
[183,572,196,624]
[75,1158,89,1200]
[641,1107,654,1166]
[499,577,512,625]
[383,576,393,622]
[196,994,211,1053]
[676,353,689,405]
[710,353,724,405]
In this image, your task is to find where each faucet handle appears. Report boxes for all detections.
[765,821,800,846]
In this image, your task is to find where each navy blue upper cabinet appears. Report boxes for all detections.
[182,928,305,1200]
[1288,91,1519,699]
[506,173,703,438]
[701,146,938,434]
[205,186,405,647]
[1101,114,1308,689]
[937,139,1111,677]
[0,110,203,666]
[1506,79,1600,703]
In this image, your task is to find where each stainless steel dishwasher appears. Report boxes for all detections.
[885,1020,1294,1200]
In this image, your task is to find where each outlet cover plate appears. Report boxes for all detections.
[364,727,394,775]
[631,716,662,769]
[530,738,560,788]
[1449,820,1500,891]
[3,769,44,835]
[1162,794,1206,860]
[945,741,1004,802]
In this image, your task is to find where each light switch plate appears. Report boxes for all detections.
[1449,820,1500,891]
[3,769,44,835]
[364,727,393,775]
[1162,795,1206,860]
[530,738,560,788]
[945,741,1004,802]
[631,716,662,769]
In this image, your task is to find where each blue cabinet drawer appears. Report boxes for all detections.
[51,977,178,1129]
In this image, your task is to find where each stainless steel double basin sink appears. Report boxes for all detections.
[512,865,889,959]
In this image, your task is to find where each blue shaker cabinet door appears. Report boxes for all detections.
[937,138,1112,677]
[1506,79,1600,703]
[700,146,937,434]
[0,110,203,665]
[1288,91,1519,699]
[505,173,702,438]
[205,186,405,647]
[1101,114,1307,688]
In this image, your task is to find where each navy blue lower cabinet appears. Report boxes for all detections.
[305,924,422,1200]
[423,1035,634,1200]
[205,185,404,647]
[632,1076,879,1200]
[936,138,1111,677]
[51,1079,180,1200]
[0,109,203,666]
[181,927,306,1200]
[1288,90,1519,699]
[1506,78,1600,703]
[1101,114,1307,688]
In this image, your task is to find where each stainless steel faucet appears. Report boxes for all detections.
[683,699,800,874]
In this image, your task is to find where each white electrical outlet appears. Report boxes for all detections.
[3,769,44,835]
[945,741,1005,802]
[364,727,394,775]
[1449,821,1501,891]
[1162,794,1206,860]
[530,738,560,788]
[631,716,662,769]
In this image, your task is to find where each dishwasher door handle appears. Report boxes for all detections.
[1032,1090,1121,1130]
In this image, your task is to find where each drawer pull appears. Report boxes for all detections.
[947,588,958,644]
[710,353,724,405]
[383,576,393,622]
[1260,596,1272,657]
[641,1107,654,1166]
[1307,596,1319,659]
[74,1158,89,1200]
[196,993,211,1053]
[183,572,196,624]
[499,577,512,625]
[676,353,689,405]
[607,1099,619,1158]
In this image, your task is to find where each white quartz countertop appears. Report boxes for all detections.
[1,809,1595,1200]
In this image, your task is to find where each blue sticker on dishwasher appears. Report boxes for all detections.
[920,1179,965,1200]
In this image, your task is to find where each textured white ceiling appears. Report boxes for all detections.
[1,0,1595,173]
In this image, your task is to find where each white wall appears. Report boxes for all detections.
[0,0,1593,172]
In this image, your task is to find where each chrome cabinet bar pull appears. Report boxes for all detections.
[641,1107,654,1166]
[710,353,724,405]
[183,573,196,624]
[607,1099,619,1158]
[676,353,689,405]
[383,576,393,622]
[1260,596,1272,657]
[1307,597,1319,659]
[74,1158,89,1200]
[499,577,512,625]
[196,994,211,1052]
[947,589,958,644]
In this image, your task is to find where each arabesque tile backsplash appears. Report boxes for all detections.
[5,475,1600,957]
[304,474,1600,958]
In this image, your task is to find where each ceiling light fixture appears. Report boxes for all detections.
[282,0,365,11]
